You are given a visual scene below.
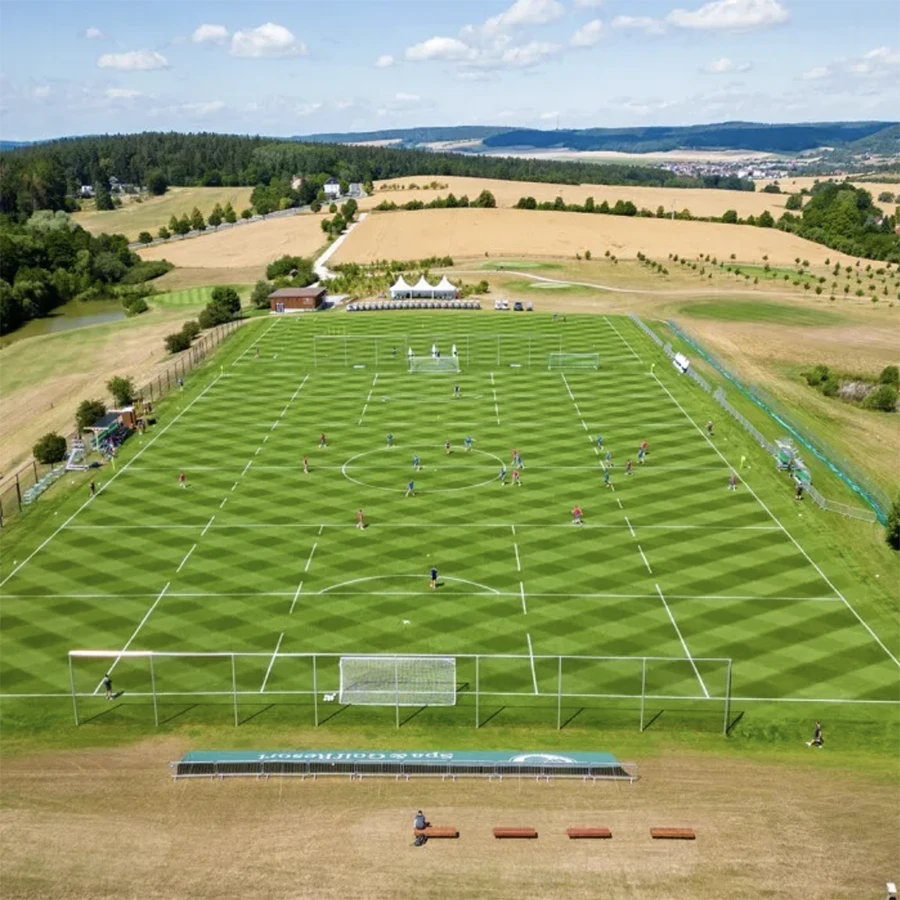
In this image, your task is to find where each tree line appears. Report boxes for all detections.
[0,131,757,221]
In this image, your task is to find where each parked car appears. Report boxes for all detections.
[513,301,524,311]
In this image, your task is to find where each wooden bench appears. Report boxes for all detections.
[413,826,459,839]
[567,827,612,839]
[650,827,696,840]
[493,827,538,839]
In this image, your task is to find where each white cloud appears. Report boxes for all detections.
[611,16,666,35]
[229,23,305,58]
[83,27,105,40]
[168,100,225,116]
[571,19,604,47]
[97,50,169,71]
[667,0,789,31]
[574,0,604,6]
[406,36,473,61]
[105,88,143,100]
[479,0,564,35]
[192,24,229,44]
[394,92,420,102]
[800,46,900,87]
[539,110,558,120]
[32,85,51,99]
[296,102,322,115]
[334,99,355,110]
[801,65,829,81]
[375,54,395,68]
[702,56,753,73]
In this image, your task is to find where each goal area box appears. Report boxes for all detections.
[339,655,457,706]
[548,352,600,370]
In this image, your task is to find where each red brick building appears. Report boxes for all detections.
[269,287,327,313]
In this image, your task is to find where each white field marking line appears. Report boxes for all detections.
[219,497,228,509]
[255,447,262,456]
[520,582,528,614]
[12,691,899,705]
[304,543,318,572]
[92,582,170,692]
[652,372,900,670]
[318,575,501,595]
[63,522,782,532]
[513,543,521,572]
[318,523,325,536]
[232,319,280,366]
[603,316,643,363]
[561,373,589,431]
[263,435,270,443]
[624,516,636,538]
[231,482,239,492]
[3,591,843,603]
[490,372,501,425]
[637,545,652,574]
[259,632,285,693]
[526,633,539,695]
[655,582,710,699]
[242,461,252,476]
[289,581,303,614]
[201,516,215,537]
[124,464,729,474]
[616,497,623,509]
[0,374,223,588]
[270,420,279,431]
[279,373,310,419]
[176,544,197,573]
[358,373,379,425]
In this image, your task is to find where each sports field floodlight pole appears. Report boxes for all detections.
[312,654,319,727]
[231,653,239,727]
[722,659,733,736]
[556,655,563,729]
[149,653,159,729]
[474,655,480,728]
[639,657,647,732]
[68,653,79,726]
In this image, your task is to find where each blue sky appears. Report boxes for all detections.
[0,0,897,140]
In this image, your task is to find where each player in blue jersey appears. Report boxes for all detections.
[430,566,438,590]
[413,454,421,471]
[499,464,507,485]
[386,433,394,448]
[406,480,416,497]
[603,468,612,489]
[464,435,473,452]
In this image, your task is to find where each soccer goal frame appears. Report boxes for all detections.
[548,352,600,371]
[408,356,461,373]
[339,655,456,706]
[312,334,410,368]
[67,650,733,733]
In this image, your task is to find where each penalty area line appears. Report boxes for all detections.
[259,632,285,693]
[656,582,709,699]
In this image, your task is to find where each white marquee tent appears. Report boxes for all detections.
[389,274,459,300]
[388,275,413,299]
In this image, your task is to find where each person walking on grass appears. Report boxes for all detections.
[464,436,473,452]
[255,347,260,359]
[625,459,633,476]
[603,468,612,489]
[406,480,416,497]
[499,464,507,486]
[89,480,96,498]
[572,505,583,526]
[637,446,646,465]
[445,440,452,455]
[795,482,805,502]
[303,455,309,475]
[319,433,327,449]
[430,567,438,590]
[413,455,422,472]
[356,509,365,530]
[729,472,738,492]
[806,721,823,748]
[512,469,522,487]
[596,435,603,450]
[179,472,187,489]
[706,420,714,436]
[387,433,394,448]
[102,673,114,700]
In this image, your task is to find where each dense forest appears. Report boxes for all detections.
[0,211,168,334]
[0,131,757,220]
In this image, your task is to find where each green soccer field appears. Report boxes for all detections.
[1,311,897,732]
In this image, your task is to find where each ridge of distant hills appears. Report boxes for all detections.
[300,121,898,155]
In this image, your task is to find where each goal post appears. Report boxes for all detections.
[408,356,461,374]
[548,352,600,371]
[339,655,457,706]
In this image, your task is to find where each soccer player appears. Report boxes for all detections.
[514,451,523,469]
[319,433,327,449]
[430,566,438,590]
[387,433,394,448]
[729,472,738,491]
[453,384,461,399]
[511,447,518,464]
[805,721,823,748]
[303,455,309,475]
[89,480,96,498]
[392,346,397,358]
[255,347,260,359]
[625,459,633,475]
[512,469,522,487]
[179,472,187,489]
[572,505,583,526]
[603,468,612,489]
[604,449,613,467]
[637,447,646,465]
[406,480,416,497]
[102,673,113,700]
[413,455,421,471]
[596,435,603,450]
[795,482,805,502]
[499,464,507,485]
[356,508,365,530]
[464,436,473,452]
[407,346,414,360]
[706,420,714,436]
[445,440,452,455]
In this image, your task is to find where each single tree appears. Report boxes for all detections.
[33,432,67,465]
[223,202,237,224]
[76,398,107,432]
[157,225,170,240]
[240,208,253,220]
[252,280,274,309]
[137,231,153,244]
[207,203,224,227]
[886,494,900,550]
[147,170,168,196]
[165,332,191,353]
[210,286,241,316]
[106,376,135,406]
[181,320,201,341]
[190,207,206,231]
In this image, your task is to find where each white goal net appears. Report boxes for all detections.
[339,656,457,706]
[409,356,461,373]
[548,352,600,371]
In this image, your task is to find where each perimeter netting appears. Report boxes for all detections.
[409,356,461,373]
[548,353,600,370]
[339,656,457,706]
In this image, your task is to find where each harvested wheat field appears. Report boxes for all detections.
[334,208,856,267]
[367,176,789,219]
[1,739,896,900]
[756,176,899,198]
[138,214,327,269]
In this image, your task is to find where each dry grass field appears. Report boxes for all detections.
[334,208,856,267]
[74,187,253,241]
[138,214,328,270]
[756,176,899,197]
[0,739,895,900]
[368,176,790,219]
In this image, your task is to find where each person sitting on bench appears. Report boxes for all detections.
[414,810,428,830]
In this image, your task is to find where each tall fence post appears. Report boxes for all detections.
[722,659,733,736]
[32,459,38,482]
[231,653,239,726]
[149,653,159,728]
[15,474,22,511]
[312,654,319,727]
[69,654,79,726]
[556,655,562,730]
[639,657,647,732]
[394,656,400,729]
[474,654,480,729]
